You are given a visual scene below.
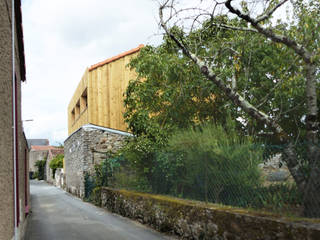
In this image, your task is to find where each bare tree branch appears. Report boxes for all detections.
[256,0,289,23]
[225,0,312,63]
[210,22,258,32]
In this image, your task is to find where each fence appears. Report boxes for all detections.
[84,142,315,218]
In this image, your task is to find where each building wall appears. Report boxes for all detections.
[0,0,14,238]
[0,1,28,239]
[64,127,87,198]
[29,150,47,173]
[64,125,129,199]
[67,68,89,135]
[68,47,141,135]
[17,135,29,240]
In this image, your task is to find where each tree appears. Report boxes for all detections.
[158,0,320,217]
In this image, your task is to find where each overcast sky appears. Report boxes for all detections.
[21,0,162,145]
[20,0,290,146]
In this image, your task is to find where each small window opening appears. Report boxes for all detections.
[71,109,75,123]
[81,88,88,112]
[75,100,80,119]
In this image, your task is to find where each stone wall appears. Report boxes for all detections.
[64,124,130,199]
[54,168,65,189]
[101,188,320,240]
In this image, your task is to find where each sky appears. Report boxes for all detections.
[20,0,290,146]
[21,0,163,145]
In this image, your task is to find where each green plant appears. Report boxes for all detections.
[166,121,262,206]
[35,159,46,180]
[33,171,39,180]
[49,154,64,178]
[90,187,102,206]
[84,172,96,201]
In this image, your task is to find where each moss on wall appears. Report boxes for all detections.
[101,187,320,240]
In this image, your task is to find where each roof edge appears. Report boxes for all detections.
[88,44,144,71]
[64,124,133,143]
[15,0,26,81]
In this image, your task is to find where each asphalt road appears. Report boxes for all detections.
[25,180,174,240]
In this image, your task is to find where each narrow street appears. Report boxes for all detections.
[25,181,173,240]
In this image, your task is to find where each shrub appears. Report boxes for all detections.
[33,171,39,180]
[49,154,64,178]
[164,122,263,205]
[35,160,46,180]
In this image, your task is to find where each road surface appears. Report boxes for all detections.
[25,180,173,240]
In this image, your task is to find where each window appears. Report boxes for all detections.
[81,88,88,112]
[71,109,75,123]
[75,100,80,119]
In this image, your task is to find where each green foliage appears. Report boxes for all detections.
[84,172,95,200]
[253,184,302,212]
[49,154,64,179]
[35,159,46,180]
[164,122,262,205]
[90,187,102,206]
[126,11,320,145]
[32,171,39,180]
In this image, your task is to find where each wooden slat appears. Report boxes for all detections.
[67,51,140,134]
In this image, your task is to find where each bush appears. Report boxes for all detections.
[35,160,46,180]
[163,122,263,205]
[49,154,64,179]
[33,171,39,180]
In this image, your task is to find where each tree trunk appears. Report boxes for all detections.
[302,147,320,217]
[302,62,320,217]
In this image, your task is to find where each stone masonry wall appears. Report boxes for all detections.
[101,188,320,240]
[64,125,129,199]
[64,128,87,198]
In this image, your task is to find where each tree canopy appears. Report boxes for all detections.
[156,0,319,217]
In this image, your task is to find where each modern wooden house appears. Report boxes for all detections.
[68,44,143,135]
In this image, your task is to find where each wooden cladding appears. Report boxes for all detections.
[67,47,141,135]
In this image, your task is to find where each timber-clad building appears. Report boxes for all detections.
[67,44,143,135]
[65,45,142,198]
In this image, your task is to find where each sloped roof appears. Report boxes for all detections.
[30,145,56,151]
[48,148,64,159]
[88,44,144,71]
[27,139,49,148]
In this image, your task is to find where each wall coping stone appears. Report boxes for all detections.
[64,124,133,143]
[101,187,320,240]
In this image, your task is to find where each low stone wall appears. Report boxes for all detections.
[54,168,65,189]
[101,188,320,240]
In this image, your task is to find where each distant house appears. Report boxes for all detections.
[27,138,49,173]
[0,1,30,239]
[27,138,49,148]
[65,46,141,198]
[67,44,143,135]
[28,145,64,183]
[45,148,64,184]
